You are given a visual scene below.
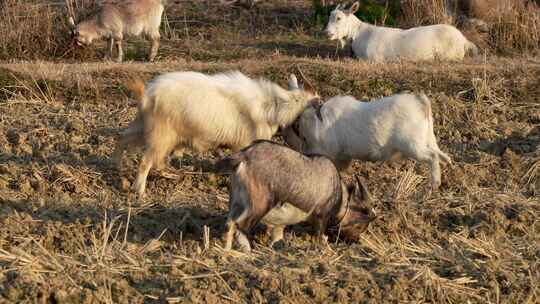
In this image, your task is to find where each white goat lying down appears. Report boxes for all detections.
[324,2,478,62]
[284,81,451,190]
[113,71,317,197]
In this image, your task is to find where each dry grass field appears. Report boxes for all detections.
[0,1,539,303]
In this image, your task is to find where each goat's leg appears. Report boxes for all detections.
[235,203,271,253]
[428,154,441,190]
[315,219,329,244]
[235,230,251,253]
[269,225,285,246]
[148,32,160,62]
[225,221,252,253]
[405,147,442,191]
[133,145,168,197]
[224,223,251,253]
[225,194,253,251]
[111,138,126,169]
[107,37,115,60]
[115,38,124,63]
[133,153,153,198]
[224,219,237,251]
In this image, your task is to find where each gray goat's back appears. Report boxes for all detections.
[235,141,342,212]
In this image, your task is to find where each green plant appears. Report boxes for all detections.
[312,0,400,27]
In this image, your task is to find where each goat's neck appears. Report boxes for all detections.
[346,16,368,42]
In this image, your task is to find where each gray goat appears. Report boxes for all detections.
[215,140,376,252]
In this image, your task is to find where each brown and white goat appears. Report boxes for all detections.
[67,0,164,62]
[113,72,318,197]
[215,140,376,253]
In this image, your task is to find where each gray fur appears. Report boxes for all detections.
[218,140,376,252]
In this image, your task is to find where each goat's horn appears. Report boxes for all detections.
[355,175,372,201]
[295,66,317,95]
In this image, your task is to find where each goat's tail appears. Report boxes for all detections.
[465,40,479,57]
[418,93,452,165]
[126,78,148,112]
[214,152,247,173]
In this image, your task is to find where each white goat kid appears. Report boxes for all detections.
[324,2,478,62]
[68,0,164,62]
[113,71,317,197]
[284,79,451,190]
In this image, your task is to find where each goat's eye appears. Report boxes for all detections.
[336,16,341,21]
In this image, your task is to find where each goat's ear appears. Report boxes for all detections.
[348,1,360,14]
[354,175,371,202]
[288,74,299,90]
[335,3,342,10]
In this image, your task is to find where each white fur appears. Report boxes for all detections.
[139,71,315,147]
[114,71,316,197]
[286,93,452,190]
[324,2,478,62]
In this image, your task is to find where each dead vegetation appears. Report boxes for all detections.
[399,0,540,54]
[1,0,539,62]
[0,1,539,303]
